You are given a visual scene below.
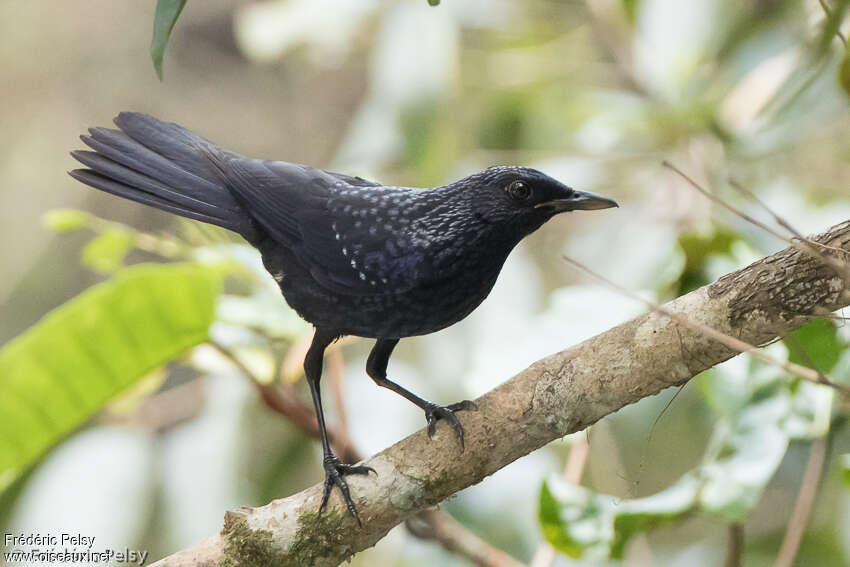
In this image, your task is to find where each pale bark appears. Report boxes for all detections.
[152,220,850,567]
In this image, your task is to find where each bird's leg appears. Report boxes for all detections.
[366,339,477,450]
[304,330,374,525]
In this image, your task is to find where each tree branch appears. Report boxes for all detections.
[151,220,850,567]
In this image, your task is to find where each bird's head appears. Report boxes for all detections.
[460,166,618,235]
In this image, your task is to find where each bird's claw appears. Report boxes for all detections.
[424,400,478,450]
[318,455,375,527]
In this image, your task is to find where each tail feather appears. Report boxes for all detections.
[113,112,241,179]
[71,150,226,219]
[69,113,256,240]
[67,169,235,228]
[82,128,228,205]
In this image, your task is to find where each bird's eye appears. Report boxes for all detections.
[506,180,532,201]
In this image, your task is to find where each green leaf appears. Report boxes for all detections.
[787,318,842,373]
[427,0,441,5]
[676,227,738,295]
[0,263,220,492]
[540,475,699,560]
[151,0,187,80]
[698,417,789,521]
[841,454,850,487]
[42,209,90,233]
[82,228,135,274]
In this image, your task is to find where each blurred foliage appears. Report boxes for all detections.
[81,228,135,274]
[541,339,838,559]
[676,226,739,294]
[540,474,698,559]
[0,262,220,492]
[842,454,850,486]
[787,317,843,372]
[840,45,850,95]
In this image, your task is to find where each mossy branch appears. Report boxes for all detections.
[151,220,850,567]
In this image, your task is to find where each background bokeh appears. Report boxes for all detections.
[2,0,850,565]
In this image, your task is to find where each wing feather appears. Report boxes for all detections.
[211,156,426,295]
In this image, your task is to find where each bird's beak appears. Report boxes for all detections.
[535,189,619,212]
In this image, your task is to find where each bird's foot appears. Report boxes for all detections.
[319,455,375,526]
[424,400,478,450]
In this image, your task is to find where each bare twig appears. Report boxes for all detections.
[726,179,846,255]
[726,524,744,567]
[562,255,850,397]
[774,436,829,567]
[662,161,793,244]
[415,510,527,567]
[663,162,850,281]
[564,435,590,484]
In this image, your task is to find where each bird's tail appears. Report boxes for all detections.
[69,112,257,240]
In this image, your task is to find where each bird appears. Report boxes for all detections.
[69,112,618,524]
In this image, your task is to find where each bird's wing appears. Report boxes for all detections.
[212,157,425,295]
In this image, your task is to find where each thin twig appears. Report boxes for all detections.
[417,509,527,567]
[663,162,850,285]
[726,179,846,255]
[562,256,850,397]
[774,436,829,567]
[725,524,744,567]
[662,161,793,244]
[564,434,590,484]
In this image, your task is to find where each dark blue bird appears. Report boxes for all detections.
[69,112,618,524]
